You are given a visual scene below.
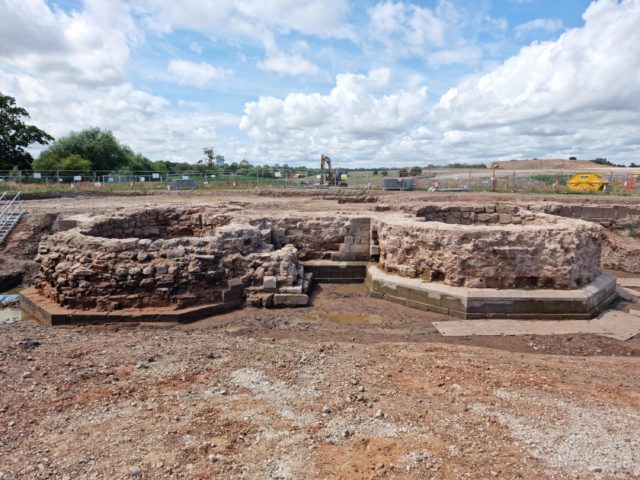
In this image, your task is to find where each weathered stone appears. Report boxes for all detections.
[139,278,155,289]
[376,207,601,289]
[263,276,277,289]
[273,293,309,306]
[71,267,94,277]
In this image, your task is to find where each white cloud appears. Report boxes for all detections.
[368,1,445,57]
[0,0,237,164]
[133,0,352,40]
[257,54,319,76]
[366,0,503,67]
[239,69,428,162]
[0,0,139,87]
[189,41,203,54]
[427,0,640,162]
[133,0,353,81]
[0,69,242,163]
[167,59,229,87]
[515,18,564,38]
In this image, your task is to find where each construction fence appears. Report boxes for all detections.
[1,168,639,194]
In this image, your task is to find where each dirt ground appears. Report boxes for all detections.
[2,190,640,479]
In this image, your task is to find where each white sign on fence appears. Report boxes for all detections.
[182,175,189,180]
[33,172,42,179]
[139,177,146,182]
[152,173,160,179]
[108,177,114,183]
[275,172,282,178]
[73,176,82,182]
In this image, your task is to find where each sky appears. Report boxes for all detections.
[1,0,639,167]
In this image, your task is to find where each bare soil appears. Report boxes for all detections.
[491,159,604,170]
[1,190,640,479]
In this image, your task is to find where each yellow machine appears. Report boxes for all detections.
[566,172,609,192]
[319,154,348,187]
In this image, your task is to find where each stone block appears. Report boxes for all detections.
[279,285,303,294]
[223,279,245,303]
[273,293,309,306]
[263,276,277,289]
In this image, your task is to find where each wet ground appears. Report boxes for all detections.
[2,283,640,479]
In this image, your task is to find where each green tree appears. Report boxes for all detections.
[0,92,53,170]
[32,151,62,171]
[60,154,92,173]
[202,147,217,167]
[150,160,169,173]
[381,170,388,177]
[372,169,379,175]
[39,127,133,171]
[591,157,614,166]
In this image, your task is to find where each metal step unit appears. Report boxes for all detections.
[0,192,26,245]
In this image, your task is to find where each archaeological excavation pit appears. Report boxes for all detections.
[20,203,617,324]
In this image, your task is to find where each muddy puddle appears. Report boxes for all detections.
[0,307,24,325]
[304,311,390,325]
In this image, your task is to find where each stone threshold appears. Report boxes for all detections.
[365,265,617,320]
[20,287,243,326]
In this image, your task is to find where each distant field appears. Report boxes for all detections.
[493,159,605,170]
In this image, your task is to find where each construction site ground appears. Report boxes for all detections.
[2,190,640,479]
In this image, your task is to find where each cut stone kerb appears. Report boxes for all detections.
[374,206,602,290]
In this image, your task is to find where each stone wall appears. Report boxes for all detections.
[36,202,608,313]
[541,203,640,230]
[35,208,369,311]
[375,210,602,289]
[417,204,557,226]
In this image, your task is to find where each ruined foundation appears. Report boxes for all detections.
[376,205,601,289]
[24,202,615,324]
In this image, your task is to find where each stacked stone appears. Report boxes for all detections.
[34,210,299,310]
[540,202,640,230]
[331,217,371,261]
[263,217,351,260]
[416,204,547,226]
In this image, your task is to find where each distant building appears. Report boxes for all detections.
[215,155,225,166]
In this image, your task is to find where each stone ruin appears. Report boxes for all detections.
[34,207,371,311]
[375,204,602,289]
[31,203,608,319]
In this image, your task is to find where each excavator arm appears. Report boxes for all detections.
[320,154,334,185]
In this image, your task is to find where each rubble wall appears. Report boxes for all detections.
[35,208,369,310]
[375,210,602,289]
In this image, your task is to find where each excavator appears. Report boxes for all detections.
[319,154,348,187]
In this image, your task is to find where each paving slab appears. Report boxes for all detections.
[616,277,640,288]
[433,310,640,341]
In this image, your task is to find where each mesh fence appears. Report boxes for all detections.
[0,168,638,194]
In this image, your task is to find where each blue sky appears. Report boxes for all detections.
[1,0,638,166]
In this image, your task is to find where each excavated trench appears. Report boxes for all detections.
[25,204,615,322]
